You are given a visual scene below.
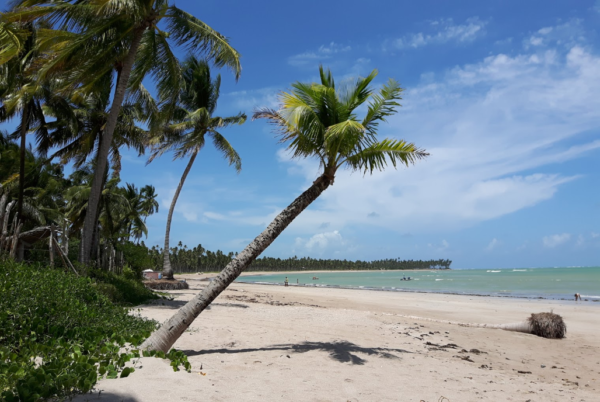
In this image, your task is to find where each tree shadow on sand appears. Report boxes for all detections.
[183,340,410,365]
[147,300,249,309]
[71,391,140,401]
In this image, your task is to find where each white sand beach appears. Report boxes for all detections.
[75,274,600,401]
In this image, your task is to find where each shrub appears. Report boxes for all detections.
[88,269,159,306]
[117,242,155,277]
[0,260,190,401]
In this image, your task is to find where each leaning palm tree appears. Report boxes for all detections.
[148,56,245,280]
[8,0,241,264]
[140,66,429,352]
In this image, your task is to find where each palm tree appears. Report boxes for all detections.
[140,66,429,352]
[139,185,159,221]
[0,21,50,224]
[148,56,245,280]
[8,0,241,264]
[42,71,150,178]
[120,183,157,242]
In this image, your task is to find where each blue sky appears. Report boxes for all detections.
[4,0,600,268]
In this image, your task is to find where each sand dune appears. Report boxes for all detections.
[74,274,600,401]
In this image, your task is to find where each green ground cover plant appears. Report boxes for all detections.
[0,260,190,401]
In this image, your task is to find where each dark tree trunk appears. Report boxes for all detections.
[81,27,146,265]
[141,174,332,353]
[17,103,30,223]
[162,151,198,279]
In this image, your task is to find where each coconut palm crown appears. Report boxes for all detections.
[148,55,245,279]
[140,67,427,353]
[254,66,427,184]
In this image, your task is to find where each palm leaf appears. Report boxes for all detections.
[342,139,429,173]
[166,6,241,79]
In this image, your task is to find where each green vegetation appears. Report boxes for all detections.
[0,259,189,401]
[0,132,159,270]
[1,0,435,392]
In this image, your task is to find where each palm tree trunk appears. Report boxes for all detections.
[17,103,30,223]
[49,226,54,267]
[80,27,146,265]
[141,175,332,353]
[162,151,198,279]
[0,193,8,242]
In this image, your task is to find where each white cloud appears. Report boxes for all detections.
[306,230,343,250]
[428,239,449,252]
[393,17,486,49]
[576,234,585,247]
[485,238,500,251]
[543,233,571,248]
[288,42,352,67]
[523,19,585,50]
[158,187,202,223]
[294,230,346,254]
[223,86,280,111]
[274,27,600,236]
[592,232,600,238]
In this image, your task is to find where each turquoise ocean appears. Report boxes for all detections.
[238,267,600,300]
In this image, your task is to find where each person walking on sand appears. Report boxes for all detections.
[575,293,581,302]
[284,277,289,287]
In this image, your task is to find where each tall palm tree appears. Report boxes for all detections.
[148,56,245,279]
[8,0,242,264]
[42,71,150,178]
[0,21,50,224]
[140,67,429,352]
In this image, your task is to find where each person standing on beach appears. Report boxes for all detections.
[575,293,581,302]
[285,277,289,287]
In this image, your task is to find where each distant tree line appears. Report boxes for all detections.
[142,242,451,272]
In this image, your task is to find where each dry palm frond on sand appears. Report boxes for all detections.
[383,312,566,339]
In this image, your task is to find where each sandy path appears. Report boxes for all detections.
[74,275,600,401]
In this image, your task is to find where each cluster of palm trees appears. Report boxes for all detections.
[3,0,430,352]
[247,257,452,271]
[0,134,159,262]
[1,0,242,268]
[145,242,236,273]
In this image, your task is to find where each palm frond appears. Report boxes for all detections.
[209,130,241,173]
[362,78,403,135]
[342,139,429,173]
[166,6,241,79]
